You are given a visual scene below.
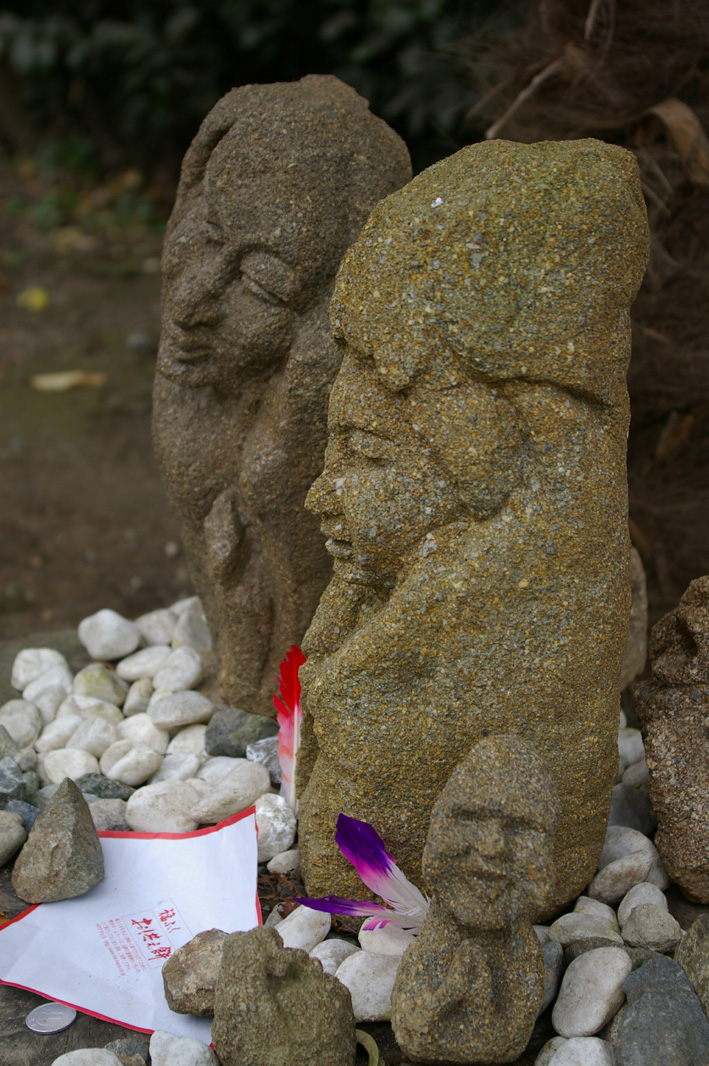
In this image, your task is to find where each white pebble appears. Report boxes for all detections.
[170,595,200,616]
[43,748,100,784]
[90,798,128,831]
[58,696,123,724]
[310,938,360,976]
[645,854,671,891]
[0,699,42,747]
[184,776,210,799]
[116,645,171,681]
[67,715,119,758]
[621,903,681,953]
[172,601,212,652]
[549,913,622,947]
[152,646,203,692]
[335,950,400,1022]
[196,756,245,785]
[618,881,668,928]
[100,740,163,786]
[599,826,656,869]
[586,853,654,905]
[0,810,27,866]
[359,924,414,955]
[35,714,83,753]
[134,608,178,646]
[31,685,68,725]
[618,728,645,768]
[276,905,331,951]
[547,1037,616,1065]
[123,677,153,716]
[573,897,618,924]
[190,761,271,824]
[149,1029,219,1066]
[619,709,627,730]
[622,759,649,788]
[167,724,208,761]
[149,753,201,782]
[254,793,297,861]
[50,1050,124,1066]
[78,608,141,660]
[552,947,631,1037]
[11,648,69,691]
[149,691,216,729]
[116,713,169,754]
[536,1037,568,1065]
[126,781,202,833]
[23,664,73,704]
[73,664,127,706]
[267,848,301,876]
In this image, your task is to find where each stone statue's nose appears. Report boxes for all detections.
[474,820,506,859]
[171,261,224,328]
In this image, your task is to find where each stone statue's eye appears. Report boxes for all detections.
[240,251,298,305]
[204,219,225,245]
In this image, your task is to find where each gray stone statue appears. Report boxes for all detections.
[297,138,649,913]
[392,735,558,1064]
[211,925,356,1066]
[152,75,411,715]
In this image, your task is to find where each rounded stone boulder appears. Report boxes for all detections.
[254,793,296,861]
[549,912,623,947]
[123,678,153,717]
[66,716,119,759]
[116,645,171,682]
[116,713,169,754]
[43,748,100,784]
[310,939,360,976]
[162,928,227,1016]
[11,648,69,691]
[276,905,331,952]
[0,699,42,748]
[618,881,668,928]
[148,691,216,730]
[335,950,400,1022]
[552,946,631,1037]
[73,664,128,706]
[100,740,163,786]
[190,761,271,824]
[0,810,27,865]
[126,781,202,833]
[78,609,141,660]
[152,647,203,692]
[50,1051,124,1066]
[621,904,681,954]
[149,1030,219,1066]
[547,1036,616,1065]
[134,607,178,646]
[167,724,208,760]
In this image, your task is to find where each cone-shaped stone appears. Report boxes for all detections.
[12,776,105,902]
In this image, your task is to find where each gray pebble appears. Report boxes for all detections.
[205,707,278,758]
[76,772,135,800]
[246,735,282,785]
[0,755,30,807]
[4,798,42,833]
[608,783,657,836]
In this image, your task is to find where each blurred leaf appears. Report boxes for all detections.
[649,98,709,188]
[16,286,49,311]
[29,370,107,391]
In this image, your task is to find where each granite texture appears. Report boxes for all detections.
[11,776,105,902]
[674,914,709,1019]
[152,75,411,716]
[297,138,649,915]
[392,735,558,1063]
[211,925,356,1066]
[162,928,226,1016]
[634,575,709,902]
[611,956,709,1066]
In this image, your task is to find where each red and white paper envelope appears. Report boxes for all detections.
[0,808,260,1043]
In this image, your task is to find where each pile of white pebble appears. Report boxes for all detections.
[0,599,691,1066]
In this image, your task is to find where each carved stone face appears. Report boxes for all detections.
[423,737,557,931]
[305,352,465,585]
[158,128,347,394]
[425,804,554,930]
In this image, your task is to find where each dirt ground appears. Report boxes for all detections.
[0,160,191,642]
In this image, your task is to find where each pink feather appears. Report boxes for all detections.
[274,645,305,813]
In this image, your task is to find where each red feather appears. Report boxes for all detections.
[274,645,305,812]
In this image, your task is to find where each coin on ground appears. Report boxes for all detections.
[26,1001,77,1033]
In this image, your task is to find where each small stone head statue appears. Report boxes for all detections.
[424,733,559,931]
[392,735,559,1064]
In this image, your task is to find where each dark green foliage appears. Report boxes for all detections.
[0,0,518,173]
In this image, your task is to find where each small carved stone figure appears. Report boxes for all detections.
[297,138,649,913]
[392,735,558,1064]
[152,75,411,715]
[634,575,709,902]
[211,925,356,1066]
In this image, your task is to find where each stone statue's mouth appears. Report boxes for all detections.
[324,537,353,560]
